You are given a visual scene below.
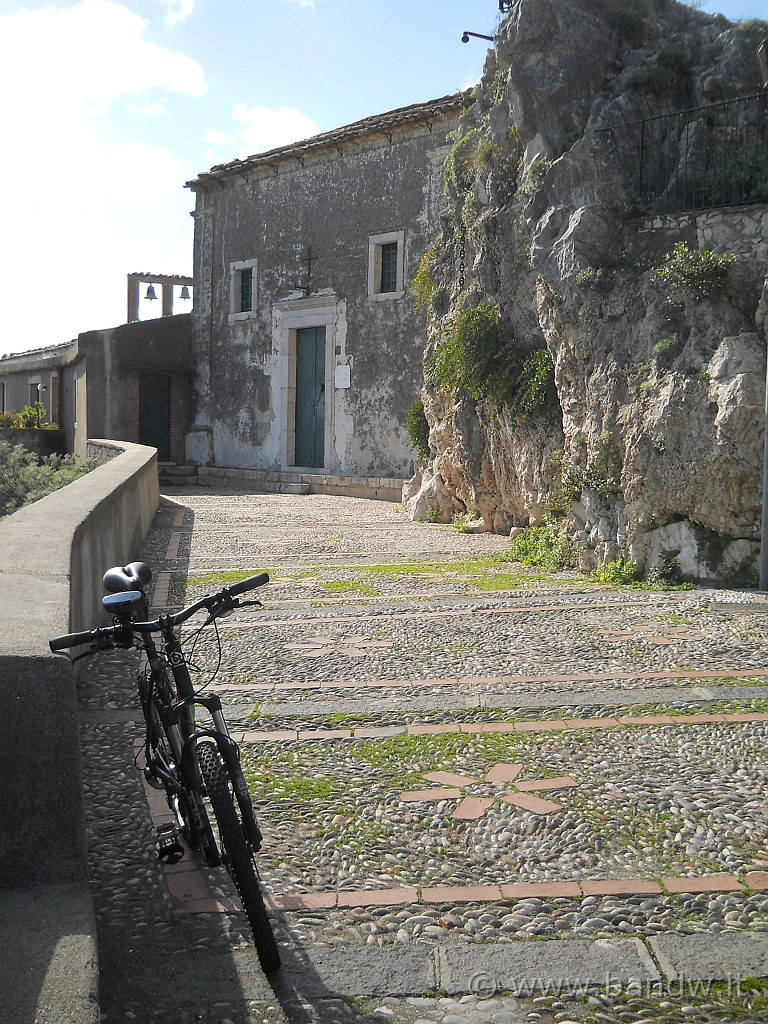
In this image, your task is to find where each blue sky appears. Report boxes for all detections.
[0,0,764,357]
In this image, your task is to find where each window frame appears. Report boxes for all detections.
[367,231,405,301]
[229,258,258,322]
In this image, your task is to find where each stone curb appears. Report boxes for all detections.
[266,933,768,998]
[214,667,768,695]
[133,933,768,1003]
[234,710,768,744]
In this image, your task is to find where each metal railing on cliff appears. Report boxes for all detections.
[602,91,768,215]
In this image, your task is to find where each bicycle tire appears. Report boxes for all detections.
[197,741,281,974]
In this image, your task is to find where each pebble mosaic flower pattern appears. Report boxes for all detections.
[400,763,578,819]
[601,624,707,645]
[285,635,393,657]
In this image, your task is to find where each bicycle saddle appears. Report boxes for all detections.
[103,561,153,593]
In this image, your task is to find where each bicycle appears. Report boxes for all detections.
[49,561,281,975]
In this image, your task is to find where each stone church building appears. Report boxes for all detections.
[0,94,466,494]
[184,93,466,491]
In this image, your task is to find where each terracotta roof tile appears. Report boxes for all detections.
[187,91,470,190]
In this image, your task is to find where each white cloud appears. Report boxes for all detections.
[0,0,206,355]
[285,0,315,8]
[0,1,206,116]
[141,98,169,115]
[204,128,236,165]
[231,103,320,155]
[164,0,195,27]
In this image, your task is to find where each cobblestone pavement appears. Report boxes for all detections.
[79,489,768,1024]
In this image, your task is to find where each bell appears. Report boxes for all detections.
[180,285,191,301]
[145,284,157,301]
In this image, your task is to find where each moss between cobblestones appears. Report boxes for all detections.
[184,557,595,607]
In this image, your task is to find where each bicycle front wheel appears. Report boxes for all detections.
[197,742,281,974]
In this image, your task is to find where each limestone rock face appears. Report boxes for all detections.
[402,462,454,523]
[414,0,768,581]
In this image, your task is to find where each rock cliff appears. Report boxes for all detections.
[405,0,768,582]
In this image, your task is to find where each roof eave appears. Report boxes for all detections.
[186,91,471,192]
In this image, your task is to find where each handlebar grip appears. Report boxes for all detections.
[226,572,270,598]
[49,629,96,652]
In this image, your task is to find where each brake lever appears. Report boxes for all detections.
[202,595,260,627]
[202,599,236,627]
[72,639,118,664]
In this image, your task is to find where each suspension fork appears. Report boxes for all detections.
[177,693,263,851]
[163,626,233,745]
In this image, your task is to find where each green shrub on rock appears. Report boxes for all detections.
[405,400,431,461]
[429,303,557,418]
[653,242,735,301]
[509,518,571,571]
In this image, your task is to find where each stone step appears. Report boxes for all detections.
[197,466,404,501]
[252,480,311,495]
[158,463,198,485]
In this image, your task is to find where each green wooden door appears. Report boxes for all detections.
[295,327,326,467]
[138,373,171,462]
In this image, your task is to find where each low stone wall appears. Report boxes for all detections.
[0,440,159,887]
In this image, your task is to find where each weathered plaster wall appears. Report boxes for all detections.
[66,315,193,459]
[187,121,457,478]
[0,371,59,421]
[0,344,70,429]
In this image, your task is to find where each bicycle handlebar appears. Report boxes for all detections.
[226,571,269,598]
[49,571,270,653]
[49,625,126,652]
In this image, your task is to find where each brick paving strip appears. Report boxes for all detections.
[173,598,697,627]
[140,716,768,917]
